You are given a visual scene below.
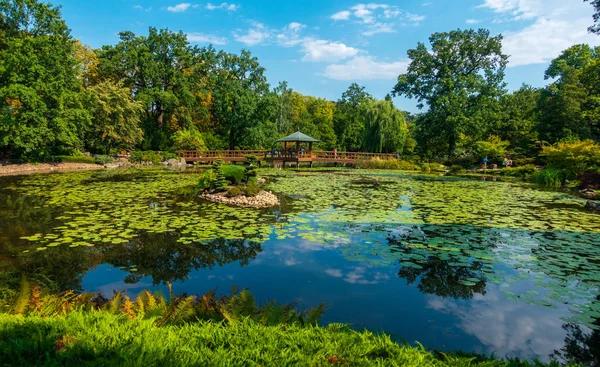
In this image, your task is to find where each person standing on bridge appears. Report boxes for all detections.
[333,147,337,159]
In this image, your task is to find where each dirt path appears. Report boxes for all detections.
[0,162,104,177]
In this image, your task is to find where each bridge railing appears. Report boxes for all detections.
[178,150,399,161]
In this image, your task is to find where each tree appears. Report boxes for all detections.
[538,45,600,142]
[210,50,274,149]
[274,81,293,135]
[393,29,508,157]
[172,127,206,151]
[361,99,408,153]
[0,0,90,159]
[97,28,212,150]
[85,80,143,153]
[334,83,372,151]
[585,0,600,34]
[491,85,540,155]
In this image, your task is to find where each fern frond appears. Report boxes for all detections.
[14,275,31,315]
[156,295,196,327]
[121,296,136,319]
[106,291,123,314]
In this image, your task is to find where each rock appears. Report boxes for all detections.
[585,201,600,211]
[200,190,279,208]
[180,157,187,165]
[580,189,598,200]
[104,163,121,169]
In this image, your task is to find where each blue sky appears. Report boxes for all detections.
[55,0,599,112]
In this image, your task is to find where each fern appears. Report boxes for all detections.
[121,296,136,319]
[14,275,31,315]
[305,303,326,326]
[156,296,196,327]
[106,291,123,314]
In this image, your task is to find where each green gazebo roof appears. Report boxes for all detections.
[276,131,320,143]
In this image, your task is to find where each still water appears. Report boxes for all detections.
[0,168,598,362]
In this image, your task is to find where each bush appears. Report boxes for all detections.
[531,167,565,187]
[357,157,419,170]
[162,152,178,161]
[172,128,206,151]
[51,155,96,164]
[448,165,466,174]
[227,187,244,197]
[499,164,537,177]
[94,155,114,165]
[197,170,216,191]
[540,139,600,179]
[245,183,261,197]
[220,165,246,185]
[130,151,162,165]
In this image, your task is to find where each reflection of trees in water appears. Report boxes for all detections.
[0,232,263,296]
[396,257,487,299]
[388,224,491,300]
[552,297,600,367]
[102,233,262,285]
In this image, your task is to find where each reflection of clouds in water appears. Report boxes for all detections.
[284,258,298,266]
[325,268,343,277]
[325,266,390,285]
[97,280,154,297]
[427,286,565,361]
[207,275,234,281]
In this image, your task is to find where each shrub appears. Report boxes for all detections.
[244,155,258,184]
[245,183,261,197]
[94,155,114,165]
[540,139,600,179]
[197,170,216,191]
[227,187,244,197]
[448,165,466,174]
[531,167,565,187]
[162,152,178,161]
[51,155,96,164]
[172,128,207,151]
[212,161,230,192]
[499,164,537,177]
[220,165,246,185]
[130,151,162,165]
[357,157,419,170]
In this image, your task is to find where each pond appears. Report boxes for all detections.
[0,167,599,362]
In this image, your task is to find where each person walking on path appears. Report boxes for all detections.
[482,156,488,170]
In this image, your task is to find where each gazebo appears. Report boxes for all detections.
[271,131,320,167]
[275,131,320,158]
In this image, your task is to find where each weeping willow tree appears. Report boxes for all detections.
[361,99,409,153]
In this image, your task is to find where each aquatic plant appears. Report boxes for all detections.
[498,164,537,177]
[531,167,565,187]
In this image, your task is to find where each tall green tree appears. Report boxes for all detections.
[362,99,408,153]
[585,0,600,34]
[538,44,600,142]
[393,29,508,157]
[0,0,90,159]
[274,81,293,135]
[85,80,143,153]
[334,83,372,151]
[97,28,212,150]
[211,50,275,149]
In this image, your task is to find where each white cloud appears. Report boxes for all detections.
[503,17,597,67]
[167,3,198,13]
[476,0,600,67]
[323,56,409,80]
[331,10,351,21]
[330,3,425,36]
[186,32,227,45]
[233,22,271,46]
[206,2,239,11]
[325,268,343,277]
[288,22,306,32]
[133,5,152,12]
[301,39,360,62]
[466,19,481,24]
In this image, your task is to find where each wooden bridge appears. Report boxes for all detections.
[177,150,398,166]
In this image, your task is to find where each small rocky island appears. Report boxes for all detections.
[197,158,279,208]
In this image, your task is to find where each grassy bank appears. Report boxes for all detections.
[0,312,560,367]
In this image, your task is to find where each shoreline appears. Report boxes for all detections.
[0,162,104,177]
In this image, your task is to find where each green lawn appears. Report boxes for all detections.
[0,313,562,367]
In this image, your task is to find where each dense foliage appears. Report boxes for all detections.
[2,0,600,185]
